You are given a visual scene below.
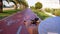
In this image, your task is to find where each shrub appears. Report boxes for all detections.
[45,8,53,13]
[30,6,35,9]
[54,9,60,16]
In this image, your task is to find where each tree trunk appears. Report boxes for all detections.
[14,4,17,10]
[20,4,22,10]
[0,0,3,13]
[12,1,17,10]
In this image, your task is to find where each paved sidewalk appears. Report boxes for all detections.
[44,11,56,17]
[42,9,56,17]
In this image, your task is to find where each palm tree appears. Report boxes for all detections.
[0,0,3,13]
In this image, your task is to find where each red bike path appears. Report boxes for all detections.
[0,8,41,34]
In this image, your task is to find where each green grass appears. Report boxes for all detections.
[0,9,20,20]
[32,9,49,20]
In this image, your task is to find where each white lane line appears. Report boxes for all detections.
[16,26,22,34]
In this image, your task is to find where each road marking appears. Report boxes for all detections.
[16,26,22,34]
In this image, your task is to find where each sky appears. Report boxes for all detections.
[3,0,60,8]
[26,0,60,8]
